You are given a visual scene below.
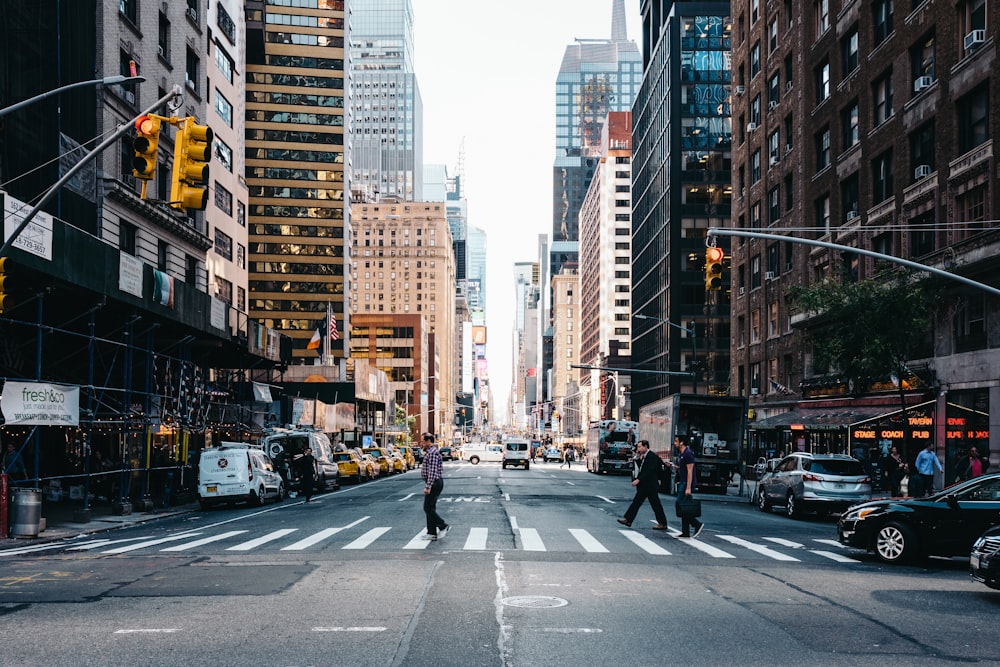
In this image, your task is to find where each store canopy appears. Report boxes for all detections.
[750,406,894,431]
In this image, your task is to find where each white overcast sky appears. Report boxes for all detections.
[410,0,642,419]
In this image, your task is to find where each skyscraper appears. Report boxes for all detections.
[350,0,424,202]
[246,0,349,362]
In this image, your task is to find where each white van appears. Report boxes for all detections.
[463,442,503,465]
[502,438,531,470]
[198,444,285,509]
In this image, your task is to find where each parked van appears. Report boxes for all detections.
[197,444,285,509]
[463,442,503,465]
[263,428,341,494]
[502,438,531,470]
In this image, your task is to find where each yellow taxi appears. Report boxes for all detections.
[396,446,417,470]
[363,447,394,476]
[333,449,368,484]
[386,449,407,474]
[357,450,381,479]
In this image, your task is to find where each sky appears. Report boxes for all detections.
[410,0,642,419]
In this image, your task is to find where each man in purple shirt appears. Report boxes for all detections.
[420,432,449,540]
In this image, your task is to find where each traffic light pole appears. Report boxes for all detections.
[0,84,182,259]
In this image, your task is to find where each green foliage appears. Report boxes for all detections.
[788,272,935,388]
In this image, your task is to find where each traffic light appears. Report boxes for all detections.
[131,115,161,181]
[0,257,14,314]
[170,117,213,212]
[705,246,725,291]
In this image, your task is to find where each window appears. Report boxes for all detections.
[954,294,986,353]
[842,29,859,75]
[186,255,199,286]
[815,126,831,170]
[873,71,893,126]
[751,95,761,126]
[815,195,831,235]
[768,72,781,105]
[120,0,137,23]
[768,130,780,162]
[768,302,779,338]
[872,151,894,203]
[769,19,778,53]
[214,44,234,84]
[237,243,245,269]
[909,211,936,257]
[910,31,935,89]
[959,0,986,52]
[214,138,233,172]
[956,183,988,239]
[214,183,233,216]
[158,13,170,60]
[216,276,233,305]
[751,257,762,291]
[815,0,829,38]
[751,201,762,230]
[214,228,232,261]
[214,90,232,127]
[751,0,760,24]
[119,221,137,255]
[217,3,236,43]
[842,102,859,150]
[841,173,859,222]
[784,173,794,211]
[751,311,761,346]
[768,187,781,224]
[751,150,761,183]
[185,48,200,94]
[909,121,935,178]
[157,240,168,271]
[873,0,894,46]
[816,60,830,103]
[750,41,761,78]
[958,85,989,153]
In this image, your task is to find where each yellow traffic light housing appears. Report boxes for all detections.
[0,257,14,313]
[705,246,725,291]
[170,117,213,212]
[131,114,161,181]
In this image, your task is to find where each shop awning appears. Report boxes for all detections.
[750,406,893,431]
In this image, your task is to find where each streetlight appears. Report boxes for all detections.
[634,314,699,394]
[0,75,146,118]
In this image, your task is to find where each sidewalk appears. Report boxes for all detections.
[1,497,197,549]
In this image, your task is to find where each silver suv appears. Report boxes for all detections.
[757,453,871,518]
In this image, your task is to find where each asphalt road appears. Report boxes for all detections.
[1,461,997,666]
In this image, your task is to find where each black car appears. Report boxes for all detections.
[838,473,1000,563]
[970,525,1000,590]
[439,446,455,461]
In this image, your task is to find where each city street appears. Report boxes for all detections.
[1,462,997,667]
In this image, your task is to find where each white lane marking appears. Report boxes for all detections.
[280,517,368,551]
[343,527,392,550]
[762,537,804,548]
[464,527,488,550]
[667,529,735,558]
[403,530,433,550]
[510,516,519,531]
[494,552,512,665]
[565,481,576,486]
[312,627,386,632]
[114,629,181,634]
[717,535,800,561]
[0,542,87,556]
[519,528,546,551]
[398,493,415,502]
[620,530,672,555]
[68,536,157,551]
[569,529,608,553]
[102,533,203,554]
[227,529,298,551]
[539,628,603,634]
[811,549,861,563]
[596,496,616,504]
[161,530,248,552]
[814,538,850,549]
[504,492,510,501]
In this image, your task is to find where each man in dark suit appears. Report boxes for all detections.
[617,440,669,530]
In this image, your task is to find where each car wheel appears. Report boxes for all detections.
[251,488,263,507]
[875,521,917,563]
[277,483,286,502]
[525,463,530,470]
[198,498,210,511]
[757,487,770,512]
[785,492,800,518]
[469,456,480,465]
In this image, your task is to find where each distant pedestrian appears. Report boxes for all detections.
[2,442,27,480]
[420,433,449,540]
[955,446,990,482]
[617,440,668,530]
[674,435,704,538]
[561,447,575,469]
[914,442,943,497]
[296,447,317,502]
[884,446,906,496]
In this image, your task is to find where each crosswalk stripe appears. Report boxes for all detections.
[667,529,735,558]
[569,529,608,553]
[103,533,203,554]
[343,527,392,550]
[519,528,546,551]
[403,530,432,549]
[813,538,849,549]
[280,517,369,551]
[227,529,298,551]
[464,527,488,550]
[811,549,861,563]
[717,535,800,561]
[161,531,248,552]
[761,537,804,548]
[620,530,671,555]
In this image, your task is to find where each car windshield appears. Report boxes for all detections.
[507,443,528,451]
[804,459,864,476]
[334,453,352,461]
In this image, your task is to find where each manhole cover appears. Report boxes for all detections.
[501,596,568,609]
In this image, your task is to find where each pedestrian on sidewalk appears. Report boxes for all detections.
[296,447,317,502]
[955,446,990,482]
[674,435,704,538]
[617,440,668,530]
[420,433,448,540]
[914,442,943,497]
[3,442,27,481]
[561,447,575,469]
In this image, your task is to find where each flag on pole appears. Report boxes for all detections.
[307,318,326,352]
[330,313,339,341]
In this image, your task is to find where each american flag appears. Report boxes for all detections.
[330,314,339,341]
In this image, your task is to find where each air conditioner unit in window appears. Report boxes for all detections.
[769,156,780,167]
[768,101,778,111]
[913,76,933,92]
[186,6,198,21]
[734,85,745,95]
[157,45,165,57]
[914,164,931,179]
[746,122,758,132]
[124,90,135,105]
[965,29,986,50]
[846,210,859,221]
[764,271,775,280]
[750,387,760,395]
[738,286,745,296]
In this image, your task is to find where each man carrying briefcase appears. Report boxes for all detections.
[674,435,704,538]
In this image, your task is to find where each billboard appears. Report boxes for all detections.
[472,326,487,345]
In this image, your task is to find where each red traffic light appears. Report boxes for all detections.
[705,246,725,263]
[135,115,157,135]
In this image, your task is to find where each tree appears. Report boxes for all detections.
[788,272,936,389]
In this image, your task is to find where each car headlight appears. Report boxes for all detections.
[844,506,879,521]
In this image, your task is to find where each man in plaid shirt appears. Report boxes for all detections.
[420,432,449,540]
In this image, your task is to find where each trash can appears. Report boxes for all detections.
[10,488,42,538]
